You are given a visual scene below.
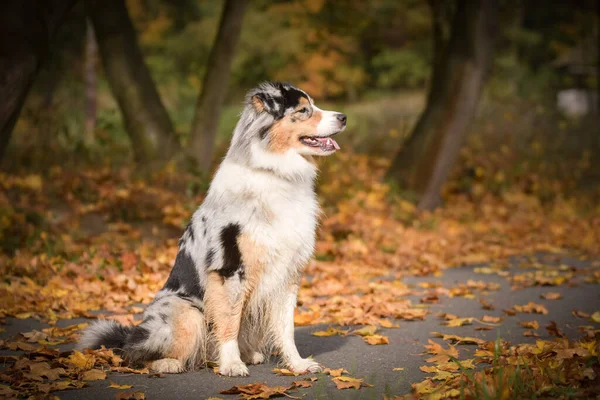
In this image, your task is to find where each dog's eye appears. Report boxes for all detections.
[297,107,309,115]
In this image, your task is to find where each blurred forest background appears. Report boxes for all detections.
[1,0,599,252]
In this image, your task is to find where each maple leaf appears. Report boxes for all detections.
[272,368,301,376]
[519,320,539,330]
[444,317,474,327]
[311,326,347,337]
[108,381,133,389]
[220,383,297,399]
[323,368,347,377]
[430,332,486,346]
[545,321,564,337]
[513,302,549,315]
[363,334,389,345]
[81,369,107,381]
[352,325,378,336]
[540,292,562,300]
[479,298,495,310]
[481,315,503,323]
[332,376,372,390]
[116,391,145,400]
[424,340,459,363]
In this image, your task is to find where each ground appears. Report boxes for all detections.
[1,154,599,398]
[2,254,599,399]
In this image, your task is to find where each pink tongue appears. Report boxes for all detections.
[316,137,341,151]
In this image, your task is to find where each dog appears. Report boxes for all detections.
[79,82,346,376]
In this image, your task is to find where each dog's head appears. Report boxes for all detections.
[227,82,346,180]
[246,82,346,156]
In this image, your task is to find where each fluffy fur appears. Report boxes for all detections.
[79,82,346,376]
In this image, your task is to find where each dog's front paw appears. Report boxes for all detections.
[219,360,249,377]
[288,358,322,374]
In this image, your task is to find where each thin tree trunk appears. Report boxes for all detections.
[84,19,97,145]
[188,0,248,170]
[386,0,497,210]
[86,0,179,166]
[0,0,77,164]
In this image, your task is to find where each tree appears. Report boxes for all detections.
[386,0,498,210]
[86,0,179,166]
[188,0,248,171]
[0,0,77,163]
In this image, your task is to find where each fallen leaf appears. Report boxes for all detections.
[481,315,503,323]
[272,368,301,376]
[352,325,378,336]
[82,369,106,381]
[323,368,347,377]
[332,376,372,390]
[363,334,389,345]
[591,311,600,323]
[116,391,145,400]
[430,332,486,346]
[540,292,562,300]
[108,381,133,389]
[519,320,539,330]
[444,318,474,327]
[513,302,548,315]
[311,326,347,337]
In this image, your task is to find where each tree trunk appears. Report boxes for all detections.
[84,19,97,145]
[188,0,248,171]
[386,0,497,210]
[0,0,77,163]
[86,0,179,165]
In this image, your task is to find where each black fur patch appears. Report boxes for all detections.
[159,313,168,323]
[186,222,195,242]
[205,248,215,268]
[92,322,132,350]
[218,223,243,279]
[164,250,204,299]
[144,315,155,322]
[277,82,307,110]
[258,126,270,140]
[127,326,150,345]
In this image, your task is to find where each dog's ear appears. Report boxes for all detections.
[251,93,267,113]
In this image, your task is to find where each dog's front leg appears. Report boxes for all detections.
[272,286,322,374]
[205,272,248,376]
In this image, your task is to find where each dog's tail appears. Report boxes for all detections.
[78,320,132,351]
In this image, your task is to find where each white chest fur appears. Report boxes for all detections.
[204,161,318,294]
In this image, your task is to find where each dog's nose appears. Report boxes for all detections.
[336,113,347,125]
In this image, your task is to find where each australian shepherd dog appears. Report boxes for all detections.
[79,82,346,376]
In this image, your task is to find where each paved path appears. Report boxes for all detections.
[2,254,599,399]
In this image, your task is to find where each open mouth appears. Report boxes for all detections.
[300,135,341,152]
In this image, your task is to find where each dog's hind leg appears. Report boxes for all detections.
[205,272,248,376]
[127,296,207,373]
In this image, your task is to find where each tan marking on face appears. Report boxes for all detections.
[166,303,202,361]
[298,97,310,106]
[237,233,266,303]
[252,96,265,112]
[268,108,323,153]
[205,272,243,343]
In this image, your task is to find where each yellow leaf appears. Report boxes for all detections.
[272,368,301,376]
[324,368,347,377]
[444,318,474,327]
[82,369,106,381]
[352,325,377,336]
[519,320,539,330]
[363,334,389,345]
[312,326,347,337]
[393,368,404,371]
[590,311,600,323]
[332,376,371,390]
[108,381,133,389]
